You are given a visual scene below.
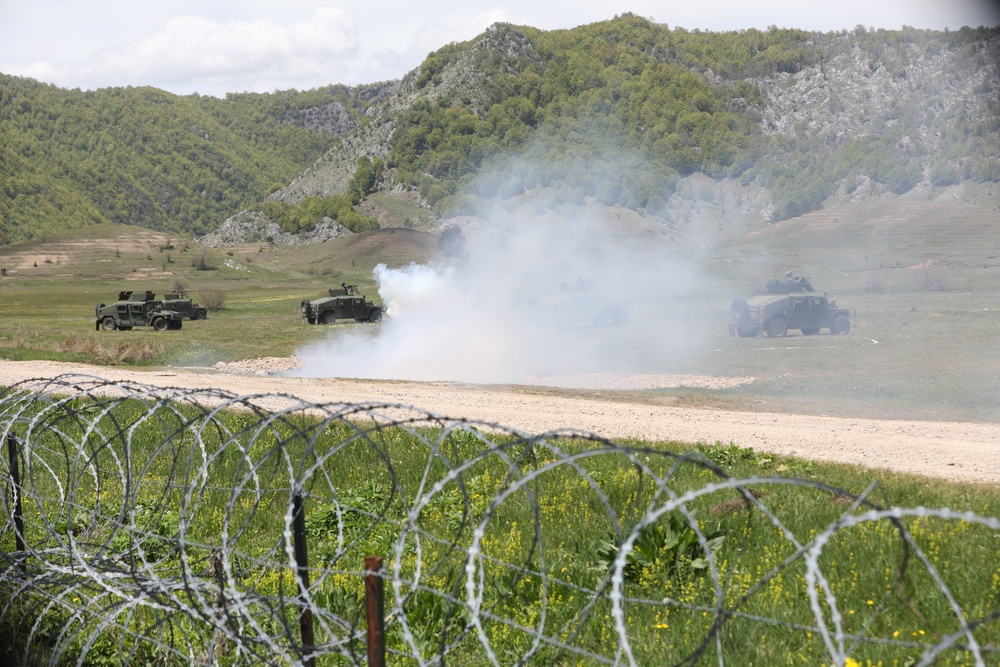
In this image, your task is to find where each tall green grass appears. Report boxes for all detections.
[1,394,996,666]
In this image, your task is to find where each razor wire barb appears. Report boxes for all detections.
[0,374,997,666]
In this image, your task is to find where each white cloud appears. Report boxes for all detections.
[1,0,996,97]
[22,7,359,94]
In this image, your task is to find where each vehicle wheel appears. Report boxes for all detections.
[193,309,207,320]
[320,312,335,325]
[368,309,382,323]
[765,316,788,338]
[801,328,819,336]
[831,316,850,335]
[152,317,169,331]
[95,303,105,316]
[101,317,117,331]
[736,327,759,338]
[730,299,750,322]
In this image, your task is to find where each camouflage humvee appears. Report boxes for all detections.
[301,283,383,324]
[95,291,183,331]
[161,291,208,320]
[729,292,852,338]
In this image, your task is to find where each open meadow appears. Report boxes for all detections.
[5,201,997,422]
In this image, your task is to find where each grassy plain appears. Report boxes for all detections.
[1,200,999,423]
[700,200,1000,422]
[0,223,438,365]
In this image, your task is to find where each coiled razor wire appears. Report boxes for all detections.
[0,374,996,666]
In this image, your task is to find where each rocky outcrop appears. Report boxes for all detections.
[267,23,541,206]
[199,211,353,246]
[278,101,356,135]
[758,37,998,141]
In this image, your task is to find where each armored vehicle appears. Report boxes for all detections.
[161,291,207,320]
[730,292,852,338]
[95,291,183,331]
[301,283,383,324]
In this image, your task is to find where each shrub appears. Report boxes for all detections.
[192,251,215,271]
[200,290,226,311]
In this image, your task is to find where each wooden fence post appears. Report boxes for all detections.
[364,555,385,667]
[292,492,315,667]
[6,434,26,572]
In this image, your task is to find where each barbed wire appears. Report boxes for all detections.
[0,374,997,666]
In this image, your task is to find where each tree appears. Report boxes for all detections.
[347,156,383,204]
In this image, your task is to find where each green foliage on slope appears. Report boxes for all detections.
[0,76,378,243]
[387,16,817,212]
[250,195,379,234]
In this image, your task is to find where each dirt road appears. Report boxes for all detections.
[1,359,998,485]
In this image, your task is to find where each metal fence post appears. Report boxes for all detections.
[364,555,385,667]
[292,492,315,667]
[6,434,26,572]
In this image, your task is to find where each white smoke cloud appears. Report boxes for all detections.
[286,187,713,385]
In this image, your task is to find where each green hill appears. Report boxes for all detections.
[1,17,998,246]
[271,18,1000,228]
[0,77,387,243]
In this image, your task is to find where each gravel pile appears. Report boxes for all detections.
[213,357,303,376]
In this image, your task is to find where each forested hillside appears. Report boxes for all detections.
[2,15,998,246]
[312,16,998,222]
[0,78,391,243]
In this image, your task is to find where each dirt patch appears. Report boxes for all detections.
[521,372,756,391]
[0,359,998,485]
[15,254,69,270]
[213,359,754,389]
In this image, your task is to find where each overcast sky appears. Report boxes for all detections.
[2,0,997,98]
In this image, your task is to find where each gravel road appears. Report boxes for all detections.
[2,359,998,485]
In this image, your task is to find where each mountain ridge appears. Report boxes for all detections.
[1,17,998,247]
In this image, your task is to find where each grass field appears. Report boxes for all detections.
[0,223,438,365]
[1,200,998,424]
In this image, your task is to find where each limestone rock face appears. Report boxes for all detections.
[199,211,353,246]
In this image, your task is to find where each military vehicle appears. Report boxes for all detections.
[161,291,207,320]
[729,292,852,338]
[301,283,383,324]
[95,291,184,331]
